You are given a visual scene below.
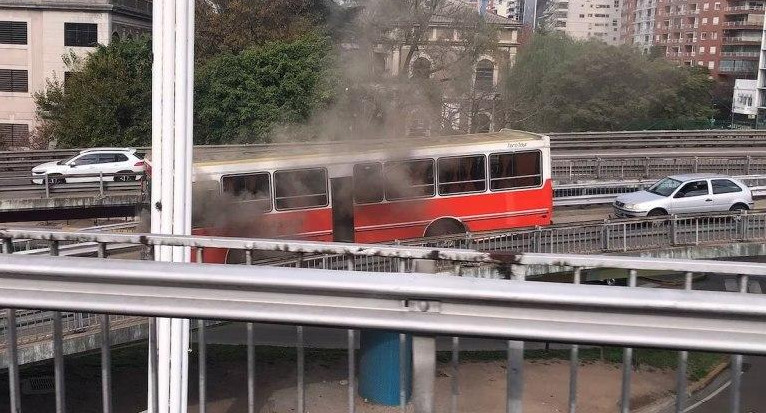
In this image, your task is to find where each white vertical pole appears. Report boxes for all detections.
[149,0,163,412]
[151,1,194,412]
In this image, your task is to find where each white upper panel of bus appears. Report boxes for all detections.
[191,130,550,181]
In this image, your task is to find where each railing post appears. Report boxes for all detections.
[410,259,437,413]
[99,172,104,197]
[671,215,678,246]
[44,173,50,198]
[692,157,699,173]
[746,155,752,175]
[644,157,650,178]
[601,219,610,252]
[595,157,602,179]
[533,226,542,252]
[739,210,748,241]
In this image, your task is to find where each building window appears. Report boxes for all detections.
[64,23,98,47]
[712,17,719,24]
[475,59,495,92]
[699,46,705,53]
[700,32,707,40]
[0,69,28,93]
[712,32,717,40]
[709,46,716,54]
[702,17,708,24]
[703,2,709,9]
[713,2,720,9]
[698,60,704,65]
[0,123,29,147]
[708,61,715,69]
[0,21,27,45]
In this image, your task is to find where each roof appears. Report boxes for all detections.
[667,173,730,181]
[192,129,546,166]
[80,147,136,154]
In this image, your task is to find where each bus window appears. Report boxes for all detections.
[353,163,384,204]
[221,173,272,212]
[438,155,486,195]
[274,168,329,210]
[385,159,435,200]
[490,151,542,190]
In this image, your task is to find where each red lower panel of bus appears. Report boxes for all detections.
[193,180,552,263]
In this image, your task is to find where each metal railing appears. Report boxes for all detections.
[552,154,766,181]
[7,172,145,198]
[1,251,766,413]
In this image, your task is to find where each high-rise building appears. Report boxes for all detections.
[621,0,764,81]
[621,0,657,53]
[0,0,151,148]
[545,0,622,45]
[720,0,764,78]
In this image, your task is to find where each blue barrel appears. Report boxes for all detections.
[358,330,412,405]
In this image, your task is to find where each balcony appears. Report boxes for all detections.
[725,5,765,14]
[724,20,765,28]
[722,36,763,44]
[721,51,760,58]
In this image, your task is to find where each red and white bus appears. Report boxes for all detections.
[189,129,552,262]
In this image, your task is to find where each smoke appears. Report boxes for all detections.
[187,0,494,241]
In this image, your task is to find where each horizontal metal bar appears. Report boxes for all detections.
[0,229,495,263]
[514,252,766,276]
[1,255,766,353]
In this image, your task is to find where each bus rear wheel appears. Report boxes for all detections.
[424,218,467,238]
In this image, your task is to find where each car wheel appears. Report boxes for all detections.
[730,203,749,212]
[47,174,65,185]
[647,208,667,217]
[114,170,135,182]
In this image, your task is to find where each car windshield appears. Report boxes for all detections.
[647,178,682,197]
[57,154,80,165]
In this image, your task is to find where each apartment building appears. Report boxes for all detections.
[720,0,764,77]
[0,0,151,148]
[621,0,657,53]
[621,0,764,80]
[548,0,621,45]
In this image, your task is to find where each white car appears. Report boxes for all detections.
[31,148,145,184]
[613,173,754,218]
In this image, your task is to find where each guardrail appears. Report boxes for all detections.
[552,154,766,181]
[0,171,145,200]
[2,130,766,175]
[0,251,765,412]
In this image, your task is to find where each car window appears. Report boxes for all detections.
[98,154,118,163]
[712,179,742,194]
[71,154,99,166]
[675,180,709,198]
[647,177,682,197]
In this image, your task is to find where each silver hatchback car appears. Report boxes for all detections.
[613,174,753,218]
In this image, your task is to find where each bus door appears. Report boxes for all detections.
[331,176,355,242]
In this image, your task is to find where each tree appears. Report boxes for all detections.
[499,33,715,132]
[194,33,336,144]
[34,37,152,148]
[194,0,350,63]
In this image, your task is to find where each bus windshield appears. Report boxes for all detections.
[647,178,682,197]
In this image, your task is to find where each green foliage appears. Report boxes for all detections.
[194,33,337,144]
[35,38,152,148]
[500,33,715,132]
